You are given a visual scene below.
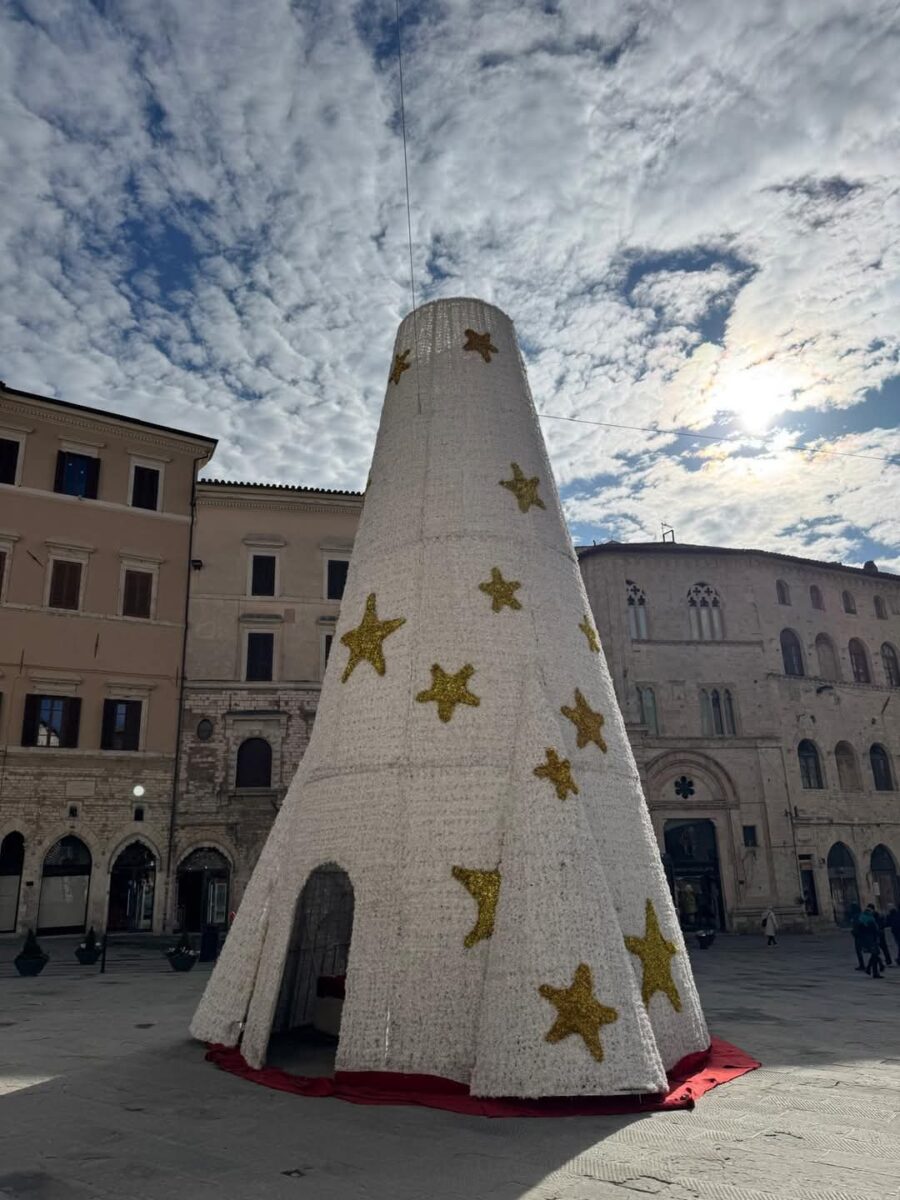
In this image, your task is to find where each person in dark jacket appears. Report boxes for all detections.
[887,906,900,963]
[849,904,866,970]
[868,904,893,966]
[858,908,884,978]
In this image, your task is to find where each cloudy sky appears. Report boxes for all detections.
[1,0,898,566]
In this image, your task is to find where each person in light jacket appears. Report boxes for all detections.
[762,907,778,946]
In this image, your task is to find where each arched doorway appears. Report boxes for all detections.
[176,847,230,933]
[827,842,859,926]
[38,836,91,934]
[272,864,354,1056]
[108,842,157,932]
[0,832,25,931]
[663,819,725,931]
[871,844,900,910]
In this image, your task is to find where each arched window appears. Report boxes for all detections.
[842,590,856,614]
[701,687,737,736]
[848,638,871,684]
[798,740,824,789]
[809,584,824,611]
[870,744,895,791]
[0,832,25,932]
[687,582,724,641]
[626,580,648,640]
[834,742,861,791]
[780,629,804,677]
[827,842,859,926]
[881,643,900,689]
[235,737,272,788]
[776,579,791,605]
[636,685,658,734]
[815,633,840,681]
[874,595,887,620]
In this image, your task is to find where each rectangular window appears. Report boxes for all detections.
[131,465,160,511]
[48,559,82,610]
[0,437,20,484]
[21,694,81,748]
[246,632,274,681]
[122,569,153,619]
[54,451,100,499]
[101,699,142,751]
[326,559,349,600]
[251,554,276,596]
[742,825,758,848]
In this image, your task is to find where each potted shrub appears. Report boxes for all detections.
[75,927,102,966]
[165,932,199,972]
[14,930,49,977]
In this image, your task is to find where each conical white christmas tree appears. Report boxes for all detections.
[191,297,709,1096]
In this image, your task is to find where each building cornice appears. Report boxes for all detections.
[197,493,362,516]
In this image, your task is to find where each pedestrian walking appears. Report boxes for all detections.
[887,906,900,963]
[858,908,884,978]
[849,904,866,970]
[761,906,778,946]
[867,904,893,966]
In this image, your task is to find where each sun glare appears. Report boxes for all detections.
[713,362,801,434]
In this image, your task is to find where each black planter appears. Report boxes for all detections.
[167,951,198,972]
[695,931,716,950]
[75,947,101,965]
[14,954,49,977]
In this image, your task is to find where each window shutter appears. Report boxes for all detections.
[53,451,66,493]
[21,694,39,746]
[100,699,115,750]
[61,698,81,748]
[124,700,142,750]
[85,456,100,499]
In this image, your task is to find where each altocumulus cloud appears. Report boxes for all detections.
[0,0,897,563]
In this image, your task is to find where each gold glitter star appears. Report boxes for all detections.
[478,567,522,613]
[340,593,406,683]
[533,747,579,800]
[463,328,498,362]
[579,615,600,653]
[451,866,500,947]
[561,688,607,752]
[499,462,546,514]
[539,963,618,1063]
[389,349,411,384]
[416,663,481,722]
[624,899,682,1012]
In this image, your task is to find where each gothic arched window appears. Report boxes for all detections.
[842,590,857,614]
[870,744,895,792]
[798,740,824,789]
[874,595,887,620]
[235,737,272,789]
[776,579,791,606]
[815,633,840,681]
[626,579,648,640]
[848,638,871,684]
[881,643,900,689]
[780,629,805,677]
[687,582,723,641]
[809,584,824,611]
[700,687,736,736]
[834,742,861,792]
[636,685,659,734]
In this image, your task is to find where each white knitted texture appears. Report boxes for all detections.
[190,297,709,1095]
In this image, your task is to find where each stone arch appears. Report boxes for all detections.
[38,834,93,934]
[870,844,900,909]
[827,841,859,926]
[0,831,25,932]
[107,838,160,932]
[175,842,234,933]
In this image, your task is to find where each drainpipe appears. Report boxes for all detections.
[161,455,204,931]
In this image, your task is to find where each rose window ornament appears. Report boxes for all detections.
[673,776,695,799]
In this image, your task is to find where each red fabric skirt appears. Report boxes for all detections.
[205,1035,758,1117]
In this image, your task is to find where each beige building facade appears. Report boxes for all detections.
[578,542,900,933]
[173,480,363,931]
[0,382,215,935]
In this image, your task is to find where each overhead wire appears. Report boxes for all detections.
[537,411,896,464]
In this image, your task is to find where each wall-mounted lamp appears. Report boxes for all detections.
[191,559,204,570]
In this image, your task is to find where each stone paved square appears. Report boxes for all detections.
[1,932,899,1200]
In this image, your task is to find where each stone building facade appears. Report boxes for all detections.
[578,542,900,932]
[172,480,363,930]
[0,382,215,935]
